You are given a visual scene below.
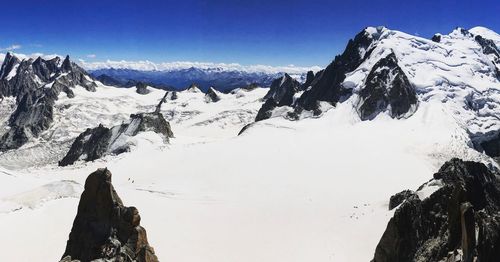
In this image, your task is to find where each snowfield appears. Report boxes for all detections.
[0,26,499,262]
[0,84,491,262]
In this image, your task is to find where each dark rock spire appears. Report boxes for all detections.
[60,168,159,262]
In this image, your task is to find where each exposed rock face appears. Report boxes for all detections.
[477,211,500,261]
[388,190,415,210]
[254,74,301,121]
[471,130,500,162]
[186,83,201,92]
[0,52,21,84]
[474,34,500,79]
[60,168,159,262]
[0,53,97,151]
[295,27,384,112]
[264,73,302,106]
[373,158,500,262]
[356,53,418,120]
[205,87,221,102]
[255,98,278,122]
[59,112,173,166]
[60,55,98,92]
[303,70,315,88]
[431,34,442,43]
[460,202,475,262]
[170,91,178,100]
[60,94,173,166]
[59,124,112,166]
[136,82,150,95]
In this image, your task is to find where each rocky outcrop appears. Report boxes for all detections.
[170,91,178,100]
[186,83,202,93]
[58,125,113,166]
[0,52,20,83]
[474,34,500,79]
[373,158,500,262]
[471,130,500,162]
[205,87,221,102]
[254,74,301,121]
[295,27,384,113]
[431,34,442,43]
[136,82,151,95]
[303,70,315,88]
[0,53,97,151]
[255,98,278,122]
[59,112,173,166]
[60,55,98,92]
[388,190,416,210]
[263,74,302,106]
[0,88,55,150]
[59,93,173,166]
[60,168,159,262]
[356,52,418,120]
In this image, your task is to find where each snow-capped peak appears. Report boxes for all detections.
[469,26,500,46]
[363,26,387,40]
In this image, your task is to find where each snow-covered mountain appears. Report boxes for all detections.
[0,25,499,262]
[251,26,500,140]
[90,67,309,92]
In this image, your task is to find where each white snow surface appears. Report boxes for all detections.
[344,26,500,135]
[470,26,500,46]
[0,26,499,262]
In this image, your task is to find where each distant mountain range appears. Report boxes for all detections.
[89,67,308,92]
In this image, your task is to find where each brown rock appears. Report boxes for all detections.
[61,168,159,262]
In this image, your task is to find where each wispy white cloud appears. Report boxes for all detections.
[0,52,322,74]
[86,54,96,58]
[0,44,22,51]
[79,59,322,74]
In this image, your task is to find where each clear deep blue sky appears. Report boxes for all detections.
[1,0,498,67]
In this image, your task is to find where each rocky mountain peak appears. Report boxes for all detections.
[186,83,202,92]
[0,52,21,80]
[294,26,380,112]
[356,52,418,120]
[136,82,151,94]
[205,86,221,102]
[61,55,73,72]
[303,70,315,88]
[0,52,98,151]
[253,73,302,122]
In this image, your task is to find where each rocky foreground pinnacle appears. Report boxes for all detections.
[60,168,159,262]
[373,158,500,262]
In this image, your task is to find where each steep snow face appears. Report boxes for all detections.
[343,27,500,135]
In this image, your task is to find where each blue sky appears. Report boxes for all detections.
[1,0,498,67]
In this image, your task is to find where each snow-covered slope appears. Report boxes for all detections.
[346,26,500,135]
[0,83,266,169]
[258,26,500,139]
[0,26,499,262]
